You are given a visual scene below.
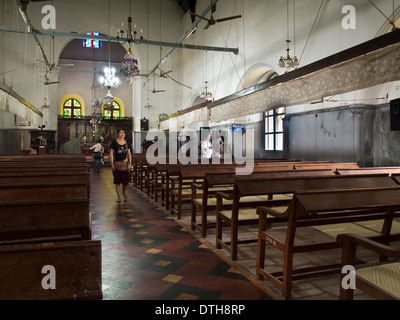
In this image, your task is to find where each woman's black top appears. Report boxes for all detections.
[110,139,128,162]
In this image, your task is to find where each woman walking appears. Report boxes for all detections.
[109,129,132,203]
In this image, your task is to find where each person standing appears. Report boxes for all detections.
[90,139,104,173]
[201,134,216,159]
[218,136,224,158]
[109,129,132,203]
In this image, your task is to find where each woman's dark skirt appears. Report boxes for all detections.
[113,169,130,185]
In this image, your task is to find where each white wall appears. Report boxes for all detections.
[0,0,399,133]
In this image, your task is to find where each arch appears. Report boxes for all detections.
[190,95,206,107]
[60,94,85,117]
[102,96,125,119]
[235,63,278,92]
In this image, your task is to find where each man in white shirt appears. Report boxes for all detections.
[201,134,214,159]
[90,139,104,173]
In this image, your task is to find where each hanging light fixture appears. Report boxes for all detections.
[99,0,120,110]
[201,50,213,102]
[117,0,141,84]
[278,0,299,72]
[120,46,139,84]
[200,81,213,102]
[99,66,120,89]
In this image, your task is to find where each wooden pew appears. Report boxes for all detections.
[164,160,301,213]
[393,173,400,185]
[293,162,359,171]
[217,174,398,261]
[0,240,102,299]
[169,164,292,219]
[256,186,400,300]
[0,156,101,299]
[337,167,400,176]
[192,169,335,238]
[0,162,90,173]
[256,160,333,169]
[0,198,91,243]
[0,167,90,175]
[0,154,87,163]
[161,163,241,210]
[150,163,167,201]
[0,172,90,196]
[0,181,89,202]
[170,166,250,219]
[337,233,400,300]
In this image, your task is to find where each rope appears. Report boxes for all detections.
[241,0,246,89]
[214,0,243,95]
[299,0,324,65]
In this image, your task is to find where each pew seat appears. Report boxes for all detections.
[337,233,400,300]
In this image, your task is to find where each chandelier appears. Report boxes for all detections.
[99,66,119,110]
[120,46,139,84]
[117,17,143,45]
[278,0,299,72]
[200,81,213,102]
[278,39,299,70]
[99,66,120,89]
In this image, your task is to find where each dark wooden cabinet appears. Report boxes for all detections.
[57,116,133,154]
[30,130,56,154]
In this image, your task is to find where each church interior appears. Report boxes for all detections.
[1,0,400,305]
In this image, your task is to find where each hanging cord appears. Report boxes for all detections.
[299,0,324,65]
[108,0,111,68]
[293,0,296,56]
[368,0,396,29]
[215,1,243,93]
[241,0,246,89]
[286,0,289,42]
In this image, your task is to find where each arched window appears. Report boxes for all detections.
[63,98,82,118]
[102,96,124,120]
[103,100,121,120]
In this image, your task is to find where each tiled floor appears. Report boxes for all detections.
[89,169,271,300]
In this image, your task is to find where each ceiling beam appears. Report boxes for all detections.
[0,27,238,55]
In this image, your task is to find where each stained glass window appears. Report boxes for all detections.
[103,101,121,120]
[83,32,102,48]
[63,98,82,118]
[265,107,285,151]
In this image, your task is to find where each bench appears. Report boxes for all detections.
[150,163,167,201]
[0,198,91,243]
[0,240,102,299]
[0,167,90,175]
[0,172,91,196]
[293,162,359,172]
[161,163,244,210]
[217,174,398,261]
[256,160,333,169]
[393,174,400,185]
[170,165,283,219]
[192,169,335,238]
[337,233,400,300]
[0,180,89,202]
[0,162,90,173]
[256,186,400,299]
[337,167,400,176]
[0,154,87,162]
